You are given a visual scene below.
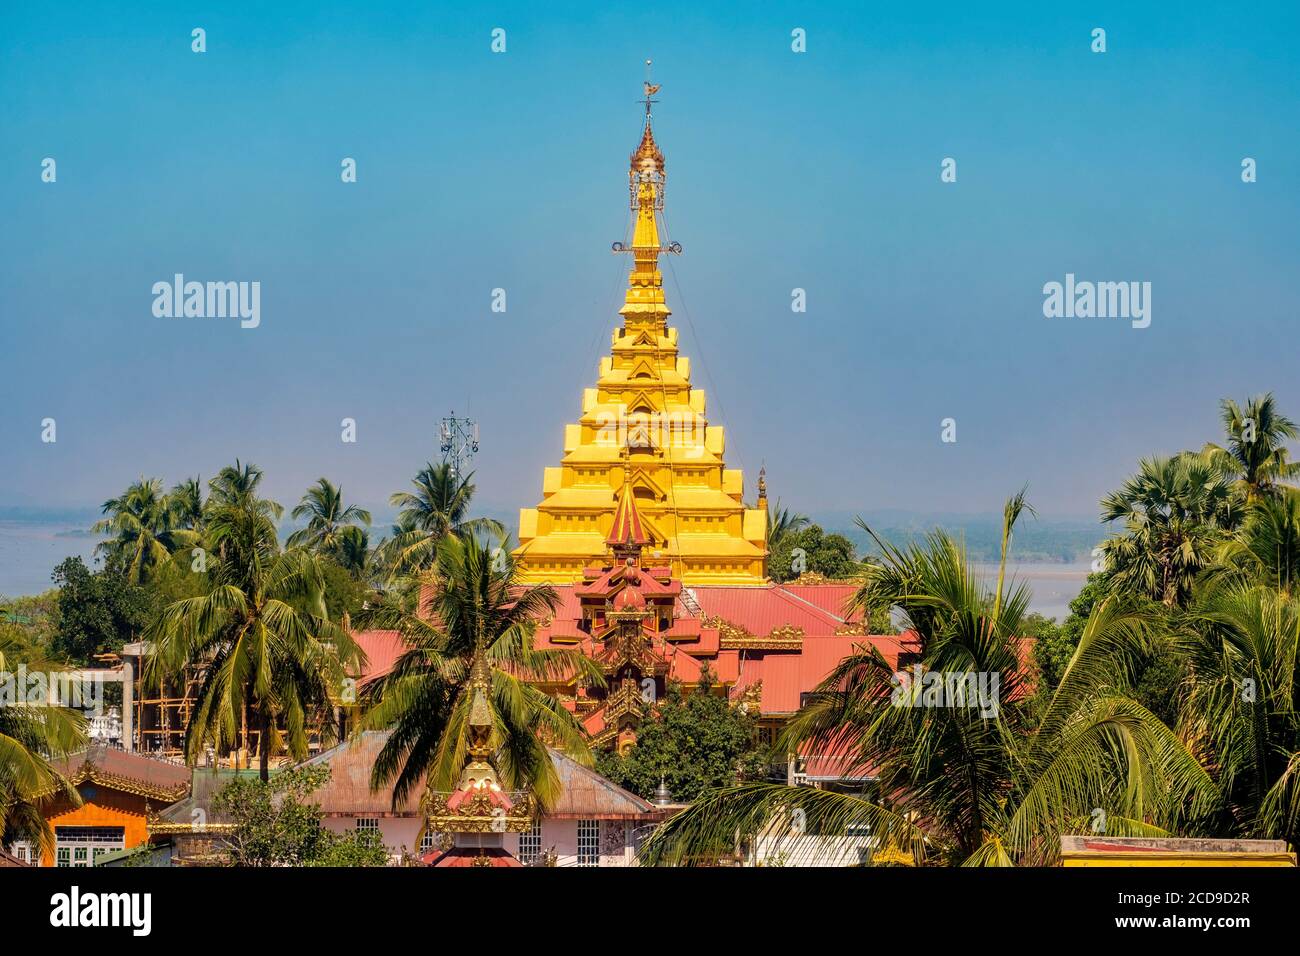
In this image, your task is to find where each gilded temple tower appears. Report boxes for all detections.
[514,88,768,585]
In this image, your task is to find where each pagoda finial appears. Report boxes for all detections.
[757,465,768,511]
[641,59,661,121]
[456,643,501,789]
[617,72,673,326]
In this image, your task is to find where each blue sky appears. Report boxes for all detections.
[2,1,1297,524]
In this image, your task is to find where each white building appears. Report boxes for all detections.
[303,731,665,866]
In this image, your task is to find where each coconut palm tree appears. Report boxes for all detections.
[333,525,372,580]
[145,492,361,781]
[168,476,206,531]
[0,633,86,858]
[641,497,1217,867]
[359,533,598,810]
[1098,454,1238,607]
[92,478,198,584]
[1180,580,1300,849]
[380,463,503,576]
[287,478,372,555]
[207,460,283,519]
[1211,490,1300,596]
[765,501,810,554]
[1200,394,1300,504]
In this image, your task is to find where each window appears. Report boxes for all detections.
[518,822,542,864]
[419,830,439,855]
[577,819,599,867]
[55,826,124,867]
[355,818,380,834]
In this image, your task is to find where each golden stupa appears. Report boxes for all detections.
[513,87,768,585]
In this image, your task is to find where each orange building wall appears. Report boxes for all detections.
[40,785,155,867]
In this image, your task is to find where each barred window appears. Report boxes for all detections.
[518,821,542,864]
[577,819,599,867]
[355,818,380,834]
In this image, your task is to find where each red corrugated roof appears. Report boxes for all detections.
[732,633,918,714]
[352,630,404,685]
[424,846,523,867]
[689,585,853,635]
[778,583,862,621]
[357,586,916,720]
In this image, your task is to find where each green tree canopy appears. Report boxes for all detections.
[50,557,150,664]
[596,671,768,803]
[768,524,860,583]
[213,765,388,867]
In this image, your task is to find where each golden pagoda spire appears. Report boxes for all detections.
[512,79,769,587]
[621,74,671,327]
[456,643,501,791]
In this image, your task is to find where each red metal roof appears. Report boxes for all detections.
[299,731,423,815]
[351,629,404,686]
[357,585,914,720]
[44,747,192,801]
[778,583,862,621]
[423,846,523,867]
[689,584,856,635]
[547,750,662,820]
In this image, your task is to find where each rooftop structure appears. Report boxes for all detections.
[513,87,768,585]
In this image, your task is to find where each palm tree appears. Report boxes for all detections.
[334,525,372,579]
[641,497,1216,866]
[1200,394,1299,504]
[380,464,503,576]
[1098,454,1237,607]
[207,460,283,520]
[1180,580,1300,849]
[765,501,810,554]
[287,478,372,555]
[92,478,198,584]
[168,476,206,531]
[0,633,86,858]
[1211,489,1300,596]
[359,534,597,810]
[145,492,361,781]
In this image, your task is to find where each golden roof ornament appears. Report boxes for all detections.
[630,61,666,183]
[424,642,536,834]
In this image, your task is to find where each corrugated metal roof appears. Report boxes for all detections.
[351,629,405,685]
[301,731,422,815]
[690,585,851,635]
[48,748,193,796]
[358,585,910,718]
[547,750,661,820]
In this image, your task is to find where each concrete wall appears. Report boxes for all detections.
[321,815,423,861]
[319,814,645,866]
[505,818,641,867]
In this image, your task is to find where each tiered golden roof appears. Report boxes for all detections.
[514,94,768,586]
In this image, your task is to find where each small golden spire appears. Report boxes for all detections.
[457,644,500,789]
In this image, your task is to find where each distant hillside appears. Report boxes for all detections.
[813,511,1104,565]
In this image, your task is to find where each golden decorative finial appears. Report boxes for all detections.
[642,59,658,118]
